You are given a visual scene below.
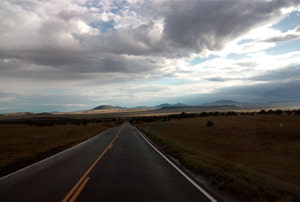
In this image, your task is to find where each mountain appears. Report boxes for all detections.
[156,103,172,108]
[135,106,150,109]
[173,103,187,107]
[156,103,186,108]
[203,100,242,106]
[92,105,120,110]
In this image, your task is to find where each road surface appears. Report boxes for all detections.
[0,123,217,202]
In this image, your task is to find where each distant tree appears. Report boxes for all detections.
[259,110,267,115]
[286,110,292,115]
[220,112,226,116]
[200,112,209,117]
[226,111,237,116]
[213,112,220,116]
[179,112,187,118]
[295,110,300,115]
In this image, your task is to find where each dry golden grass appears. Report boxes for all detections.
[137,114,300,201]
[0,122,115,172]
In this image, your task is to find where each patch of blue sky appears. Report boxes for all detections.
[91,21,117,33]
[237,39,254,45]
[82,0,98,9]
[188,55,219,66]
[83,1,127,16]
[266,38,300,55]
[110,1,129,14]
[144,78,195,86]
[272,11,300,31]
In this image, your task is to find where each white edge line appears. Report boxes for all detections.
[135,127,218,202]
[0,129,110,181]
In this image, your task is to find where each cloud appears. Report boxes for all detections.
[263,34,300,42]
[0,0,300,112]
[220,79,300,101]
[184,79,300,105]
[161,0,299,55]
[261,25,300,42]
[250,64,300,81]
[1,0,298,76]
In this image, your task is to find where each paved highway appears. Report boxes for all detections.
[0,123,217,202]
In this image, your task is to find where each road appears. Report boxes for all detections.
[0,123,217,202]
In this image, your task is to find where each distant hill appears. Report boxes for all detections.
[135,106,150,109]
[92,105,120,110]
[173,103,187,107]
[156,103,172,108]
[203,100,242,106]
[156,103,186,108]
[2,112,34,116]
[89,100,300,112]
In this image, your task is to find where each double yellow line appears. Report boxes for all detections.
[62,126,124,202]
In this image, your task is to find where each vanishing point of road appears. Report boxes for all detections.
[0,123,218,202]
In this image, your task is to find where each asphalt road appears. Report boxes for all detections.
[0,123,217,202]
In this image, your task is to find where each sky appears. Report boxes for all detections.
[0,0,300,113]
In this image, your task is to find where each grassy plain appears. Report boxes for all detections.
[136,114,300,202]
[0,122,116,176]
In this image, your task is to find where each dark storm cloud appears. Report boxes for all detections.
[186,79,300,104]
[221,79,300,101]
[251,64,300,81]
[263,34,300,42]
[205,63,300,83]
[162,0,299,53]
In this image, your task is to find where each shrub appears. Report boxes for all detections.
[206,120,214,127]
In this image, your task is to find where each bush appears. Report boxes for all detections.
[259,110,267,115]
[274,110,283,115]
[206,120,214,127]
[294,110,300,115]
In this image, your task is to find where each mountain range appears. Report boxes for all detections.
[91,99,300,111]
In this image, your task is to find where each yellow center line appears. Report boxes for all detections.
[107,143,113,150]
[69,177,90,202]
[62,125,124,202]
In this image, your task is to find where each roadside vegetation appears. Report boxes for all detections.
[135,112,300,202]
[0,118,121,177]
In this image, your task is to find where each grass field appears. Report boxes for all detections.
[136,114,300,202]
[0,122,116,176]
